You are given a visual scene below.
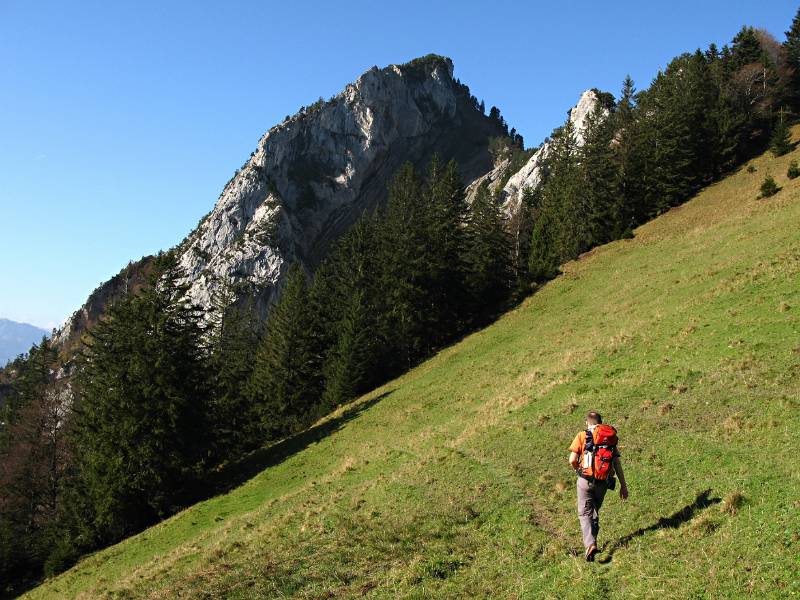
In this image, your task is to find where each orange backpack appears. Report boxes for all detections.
[585,424,618,481]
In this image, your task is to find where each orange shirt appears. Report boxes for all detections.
[569,430,620,477]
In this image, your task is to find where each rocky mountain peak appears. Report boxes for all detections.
[174,55,503,314]
[53,58,606,350]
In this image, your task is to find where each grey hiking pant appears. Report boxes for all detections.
[576,477,608,549]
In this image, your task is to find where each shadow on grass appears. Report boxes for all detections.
[206,390,395,497]
[597,488,721,564]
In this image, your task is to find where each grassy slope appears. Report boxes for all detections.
[26,135,800,599]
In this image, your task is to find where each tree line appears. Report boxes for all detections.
[2,12,799,596]
[527,23,799,281]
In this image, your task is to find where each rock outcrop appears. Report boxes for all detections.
[52,59,607,350]
[466,89,604,215]
[173,55,505,314]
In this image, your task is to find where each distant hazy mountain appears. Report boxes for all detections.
[0,318,49,365]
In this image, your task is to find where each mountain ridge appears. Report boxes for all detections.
[53,55,598,349]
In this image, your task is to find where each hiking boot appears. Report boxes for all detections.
[585,544,597,562]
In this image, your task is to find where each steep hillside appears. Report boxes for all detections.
[26,134,800,599]
[51,56,600,353]
[53,54,507,346]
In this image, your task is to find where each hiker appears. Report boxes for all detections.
[568,410,628,561]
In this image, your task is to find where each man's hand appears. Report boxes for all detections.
[568,451,579,470]
[619,483,629,500]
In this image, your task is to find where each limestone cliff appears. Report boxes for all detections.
[465,89,604,215]
[54,58,605,347]
[174,55,505,313]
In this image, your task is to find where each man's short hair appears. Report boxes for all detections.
[586,411,602,425]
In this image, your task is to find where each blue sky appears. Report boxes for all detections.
[1,1,796,330]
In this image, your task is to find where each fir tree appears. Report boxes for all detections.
[423,156,470,341]
[463,180,512,315]
[579,102,622,245]
[527,204,560,283]
[0,338,63,588]
[540,118,584,261]
[509,184,538,292]
[770,109,792,156]
[785,7,800,111]
[375,163,435,369]
[312,213,382,403]
[246,264,323,440]
[759,174,780,198]
[730,26,763,70]
[614,75,645,228]
[70,252,210,544]
[321,289,376,409]
[207,283,263,457]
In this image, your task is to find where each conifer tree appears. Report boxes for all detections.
[770,109,792,156]
[246,264,323,440]
[375,163,434,369]
[540,118,584,260]
[207,282,263,457]
[423,157,470,340]
[614,75,646,229]
[463,180,512,315]
[730,26,763,69]
[785,7,800,111]
[579,102,622,245]
[321,289,376,409]
[313,214,382,404]
[70,252,210,544]
[527,204,560,283]
[509,184,538,291]
[0,338,63,587]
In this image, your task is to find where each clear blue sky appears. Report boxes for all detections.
[1,1,796,330]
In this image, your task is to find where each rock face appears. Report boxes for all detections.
[173,55,505,314]
[466,89,603,215]
[52,59,606,350]
[53,256,156,351]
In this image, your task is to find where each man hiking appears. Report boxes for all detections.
[568,411,628,561]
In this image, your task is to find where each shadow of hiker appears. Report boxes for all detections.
[205,390,395,497]
[597,488,721,564]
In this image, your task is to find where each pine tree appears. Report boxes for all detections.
[579,102,622,245]
[423,157,470,341]
[785,8,800,111]
[463,180,513,315]
[207,283,263,457]
[539,118,584,261]
[770,108,792,156]
[375,163,434,369]
[246,264,323,440]
[321,289,376,409]
[70,252,210,543]
[0,338,64,588]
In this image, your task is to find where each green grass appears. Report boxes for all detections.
[26,133,800,599]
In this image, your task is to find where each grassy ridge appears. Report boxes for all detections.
[26,133,800,599]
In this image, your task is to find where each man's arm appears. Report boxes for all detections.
[612,456,629,500]
[569,451,579,470]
